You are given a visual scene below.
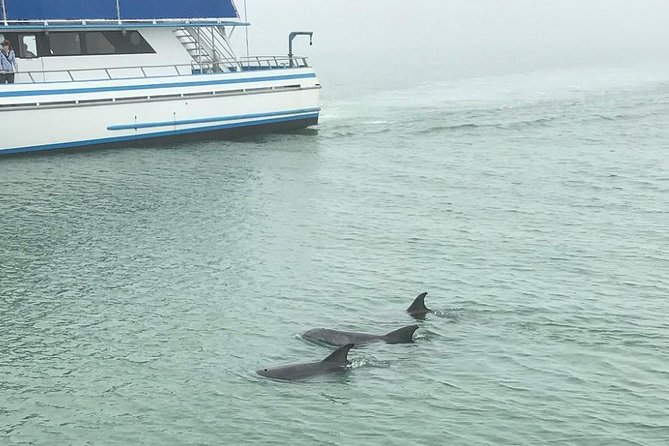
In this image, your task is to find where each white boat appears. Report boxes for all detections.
[0,0,320,155]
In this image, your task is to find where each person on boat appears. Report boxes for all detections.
[22,43,36,58]
[0,40,17,84]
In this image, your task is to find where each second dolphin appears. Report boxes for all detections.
[303,325,419,347]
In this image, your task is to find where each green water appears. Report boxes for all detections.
[2,64,669,445]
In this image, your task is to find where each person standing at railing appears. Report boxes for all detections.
[1,40,17,84]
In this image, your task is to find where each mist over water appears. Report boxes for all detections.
[246,0,669,77]
[2,1,669,444]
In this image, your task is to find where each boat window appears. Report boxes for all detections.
[49,32,82,56]
[20,35,38,58]
[19,31,155,57]
[84,32,116,55]
[129,33,142,46]
[0,33,20,54]
[101,31,155,54]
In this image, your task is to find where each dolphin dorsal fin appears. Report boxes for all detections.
[383,325,419,344]
[407,292,430,313]
[321,343,354,364]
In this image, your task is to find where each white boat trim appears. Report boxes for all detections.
[0,73,316,98]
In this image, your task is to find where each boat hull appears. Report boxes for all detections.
[0,116,318,156]
[0,68,320,156]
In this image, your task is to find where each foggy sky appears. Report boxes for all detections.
[233,0,669,75]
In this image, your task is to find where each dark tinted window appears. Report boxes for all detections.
[84,32,116,54]
[36,34,51,57]
[2,31,155,57]
[0,33,20,55]
[44,31,155,56]
[101,31,155,54]
[49,32,82,55]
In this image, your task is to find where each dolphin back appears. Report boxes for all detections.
[257,362,326,380]
[257,344,354,380]
[383,325,419,344]
[407,292,430,315]
[321,343,354,364]
[303,328,381,346]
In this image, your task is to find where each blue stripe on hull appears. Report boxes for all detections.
[108,107,321,131]
[0,113,319,155]
[0,73,317,98]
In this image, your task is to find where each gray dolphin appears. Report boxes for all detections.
[257,344,354,381]
[303,325,419,347]
[407,292,431,319]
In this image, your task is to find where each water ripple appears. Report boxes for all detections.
[2,69,669,445]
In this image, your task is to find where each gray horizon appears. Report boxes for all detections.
[234,0,669,75]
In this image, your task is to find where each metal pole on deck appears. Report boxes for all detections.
[211,27,218,72]
[288,32,313,67]
[2,0,8,26]
[115,0,121,24]
[197,28,202,69]
[243,0,249,58]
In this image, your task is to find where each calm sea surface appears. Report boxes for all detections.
[1,61,669,445]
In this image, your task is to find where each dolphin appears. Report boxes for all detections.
[257,344,354,381]
[303,325,419,347]
[407,292,431,319]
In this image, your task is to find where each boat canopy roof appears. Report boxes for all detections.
[1,0,247,29]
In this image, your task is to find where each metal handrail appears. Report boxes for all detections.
[237,56,308,67]
[14,57,309,84]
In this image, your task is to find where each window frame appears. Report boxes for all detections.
[46,31,83,56]
[19,34,40,59]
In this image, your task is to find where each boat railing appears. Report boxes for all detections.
[14,56,309,84]
[236,56,309,70]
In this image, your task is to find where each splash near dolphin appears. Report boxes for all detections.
[303,325,419,347]
[257,344,354,381]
